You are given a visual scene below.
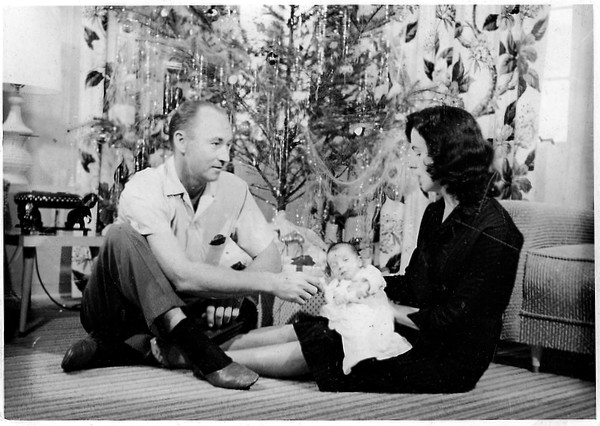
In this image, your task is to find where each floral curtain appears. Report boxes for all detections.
[69,8,128,234]
[63,9,109,295]
[377,4,550,272]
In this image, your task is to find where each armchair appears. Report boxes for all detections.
[498,200,594,371]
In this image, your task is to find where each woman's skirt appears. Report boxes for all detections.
[293,316,484,394]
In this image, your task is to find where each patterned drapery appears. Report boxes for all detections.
[378,4,550,272]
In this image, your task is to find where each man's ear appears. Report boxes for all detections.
[173,130,186,154]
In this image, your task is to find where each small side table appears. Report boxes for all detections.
[4,232,104,335]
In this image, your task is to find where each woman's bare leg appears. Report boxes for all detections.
[221,324,297,351]
[151,324,299,368]
[226,341,309,378]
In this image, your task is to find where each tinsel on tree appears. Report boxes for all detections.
[222,5,425,242]
[230,5,414,214]
[80,5,253,230]
[81,5,424,233]
[79,5,547,247]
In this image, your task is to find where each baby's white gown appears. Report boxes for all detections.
[321,265,412,375]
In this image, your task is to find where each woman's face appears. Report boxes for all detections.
[409,129,441,193]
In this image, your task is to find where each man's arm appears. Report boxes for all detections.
[205,240,282,327]
[244,241,282,273]
[146,230,318,304]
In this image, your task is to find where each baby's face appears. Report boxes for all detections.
[327,246,361,280]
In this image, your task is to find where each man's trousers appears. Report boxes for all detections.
[80,222,257,344]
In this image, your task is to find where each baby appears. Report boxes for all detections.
[321,242,412,374]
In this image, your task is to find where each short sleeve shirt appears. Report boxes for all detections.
[117,156,275,267]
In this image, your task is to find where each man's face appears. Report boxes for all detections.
[182,107,233,184]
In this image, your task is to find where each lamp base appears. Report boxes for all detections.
[3,133,33,185]
[3,85,34,135]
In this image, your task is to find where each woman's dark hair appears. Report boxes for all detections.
[404,105,495,205]
[168,100,226,143]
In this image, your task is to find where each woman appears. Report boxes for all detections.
[154,106,524,393]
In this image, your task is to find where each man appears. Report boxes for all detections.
[61,101,321,390]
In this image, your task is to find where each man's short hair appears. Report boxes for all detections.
[168,100,227,143]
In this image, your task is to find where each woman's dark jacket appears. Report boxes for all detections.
[386,196,524,372]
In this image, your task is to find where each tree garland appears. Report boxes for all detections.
[75,5,547,240]
[304,128,410,202]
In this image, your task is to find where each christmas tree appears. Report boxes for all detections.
[83,5,431,239]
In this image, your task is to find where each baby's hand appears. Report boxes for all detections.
[348,279,370,299]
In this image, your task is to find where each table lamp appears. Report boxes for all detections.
[3,7,62,185]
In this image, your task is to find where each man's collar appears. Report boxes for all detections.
[205,180,217,198]
[163,156,218,199]
[163,156,186,196]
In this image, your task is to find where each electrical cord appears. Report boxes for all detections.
[6,244,22,266]
[34,253,81,311]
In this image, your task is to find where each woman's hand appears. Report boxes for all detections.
[389,299,420,330]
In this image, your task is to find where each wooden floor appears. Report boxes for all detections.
[3,302,597,421]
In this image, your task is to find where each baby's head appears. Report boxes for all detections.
[326,242,362,280]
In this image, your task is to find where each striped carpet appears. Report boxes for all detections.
[4,313,596,420]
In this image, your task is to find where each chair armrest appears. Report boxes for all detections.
[499,200,594,342]
[500,200,594,250]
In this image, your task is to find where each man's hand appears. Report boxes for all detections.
[204,298,244,328]
[270,271,321,304]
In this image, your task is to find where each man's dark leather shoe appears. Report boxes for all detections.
[196,362,259,390]
[61,337,100,372]
[61,336,147,372]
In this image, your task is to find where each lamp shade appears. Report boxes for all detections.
[3,6,62,93]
